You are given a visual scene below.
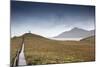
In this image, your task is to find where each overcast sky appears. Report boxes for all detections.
[11,1,95,37]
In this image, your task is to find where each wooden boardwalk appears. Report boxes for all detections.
[11,36,26,67]
[18,43,26,66]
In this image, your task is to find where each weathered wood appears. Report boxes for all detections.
[11,36,24,67]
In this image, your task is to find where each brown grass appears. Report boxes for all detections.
[10,36,23,64]
[11,33,95,65]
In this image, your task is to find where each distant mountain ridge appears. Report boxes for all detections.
[11,27,95,41]
[11,31,95,42]
[54,27,95,39]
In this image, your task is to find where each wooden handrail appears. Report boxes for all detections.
[11,36,24,67]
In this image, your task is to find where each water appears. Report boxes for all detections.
[18,43,27,66]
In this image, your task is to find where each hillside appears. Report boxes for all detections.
[11,36,23,65]
[11,33,95,65]
[81,36,95,43]
[54,27,95,39]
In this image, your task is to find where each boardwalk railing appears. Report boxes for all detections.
[11,36,24,67]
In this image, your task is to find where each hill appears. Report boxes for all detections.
[11,33,95,65]
[54,27,95,39]
[81,36,95,43]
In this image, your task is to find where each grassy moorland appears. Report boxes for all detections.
[10,36,23,65]
[24,33,95,65]
[11,33,95,65]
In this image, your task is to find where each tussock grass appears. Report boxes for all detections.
[10,36,23,65]
[11,33,95,65]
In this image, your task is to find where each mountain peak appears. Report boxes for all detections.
[72,27,80,30]
[54,27,95,38]
[71,27,88,31]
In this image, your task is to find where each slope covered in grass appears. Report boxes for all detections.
[11,36,23,65]
[81,36,95,43]
[24,33,95,65]
[11,33,95,65]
